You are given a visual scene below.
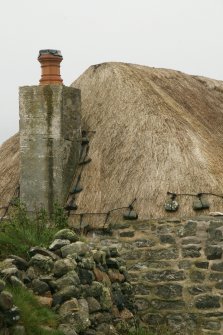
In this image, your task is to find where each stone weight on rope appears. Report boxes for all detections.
[164,200,179,212]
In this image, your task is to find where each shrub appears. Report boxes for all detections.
[0,202,68,260]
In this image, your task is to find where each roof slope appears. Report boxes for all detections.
[71,62,223,219]
[1,63,223,219]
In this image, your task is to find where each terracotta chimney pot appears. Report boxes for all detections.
[38,49,63,85]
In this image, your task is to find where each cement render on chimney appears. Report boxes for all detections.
[19,85,81,212]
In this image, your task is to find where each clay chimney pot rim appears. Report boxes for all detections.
[38,49,62,58]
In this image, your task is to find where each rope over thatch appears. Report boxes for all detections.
[1,62,223,219]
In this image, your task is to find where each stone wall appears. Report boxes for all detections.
[89,217,223,334]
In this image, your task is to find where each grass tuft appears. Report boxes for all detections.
[0,202,68,260]
[8,285,63,335]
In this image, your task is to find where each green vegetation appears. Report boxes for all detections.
[0,202,68,260]
[8,285,63,335]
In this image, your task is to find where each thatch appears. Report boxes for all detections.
[0,133,19,216]
[70,62,223,219]
[1,62,223,220]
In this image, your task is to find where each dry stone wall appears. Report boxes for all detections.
[89,216,223,334]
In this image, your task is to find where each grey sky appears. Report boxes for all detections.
[0,0,222,144]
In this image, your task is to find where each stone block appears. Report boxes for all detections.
[195,295,220,309]
[154,284,183,299]
[205,246,222,260]
[182,246,201,258]
[145,270,185,282]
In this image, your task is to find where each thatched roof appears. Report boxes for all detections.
[0,133,19,216]
[1,62,223,219]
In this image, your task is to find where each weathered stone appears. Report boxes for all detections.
[96,323,118,335]
[178,260,192,269]
[202,320,221,330]
[190,270,205,282]
[100,287,113,311]
[160,235,176,244]
[53,271,80,290]
[52,286,81,306]
[108,269,125,283]
[54,229,79,242]
[195,295,220,309]
[151,299,185,310]
[53,258,77,277]
[49,239,71,251]
[195,261,209,269]
[62,300,90,333]
[145,270,185,282]
[106,258,122,269]
[59,298,79,316]
[83,282,103,298]
[32,279,50,294]
[207,227,223,242]
[188,286,211,295]
[91,250,106,265]
[93,268,111,286]
[211,262,223,272]
[78,268,94,285]
[205,246,222,260]
[112,283,126,310]
[119,308,134,320]
[29,254,54,273]
[133,239,156,248]
[135,298,149,311]
[146,247,178,260]
[182,246,201,258]
[86,297,101,313]
[119,230,135,238]
[209,272,223,282]
[79,257,95,270]
[9,255,29,271]
[29,247,59,261]
[155,284,183,299]
[0,291,13,311]
[61,242,89,257]
[178,221,197,237]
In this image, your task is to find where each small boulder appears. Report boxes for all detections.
[61,242,89,258]
[49,239,71,251]
[54,229,79,242]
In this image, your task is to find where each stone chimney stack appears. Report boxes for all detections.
[19,50,81,213]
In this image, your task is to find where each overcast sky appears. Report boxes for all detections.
[0,0,223,144]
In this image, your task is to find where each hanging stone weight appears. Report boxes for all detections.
[193,195,210,210]
[123,210,138,220]
[164,200,179,212]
